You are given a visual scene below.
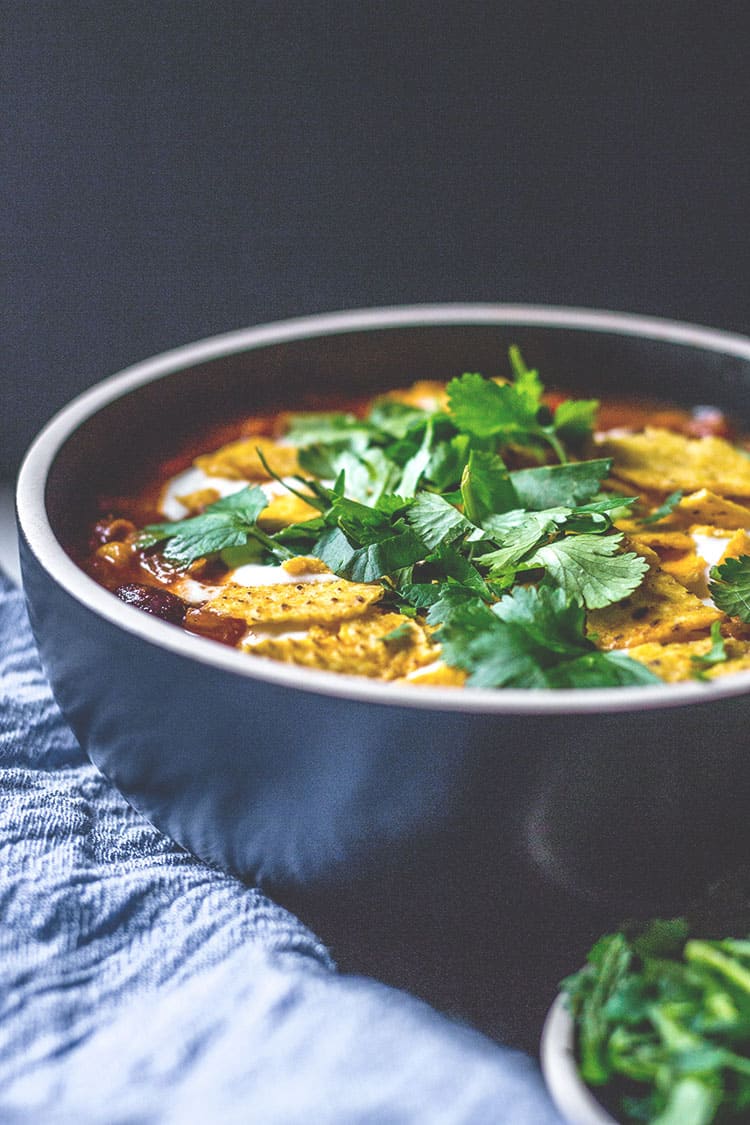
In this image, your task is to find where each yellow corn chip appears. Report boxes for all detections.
[381,380,450,411]
[674,489,750,529]
[628,530,695,553]
[174,487,221,514]
[195,438,301,480]
[595,428,750,497]
[399,661,468,687]
[627,637,750,683]
[628,531,708,596]
[719,529,750,564]
[206,578,383,625]
[660,552,708,597]
[256,493,320,529]
[281,556,331,576]
[248,612,438,679]
[587,542,721,648]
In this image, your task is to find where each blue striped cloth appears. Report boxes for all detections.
[0,570,562,1123]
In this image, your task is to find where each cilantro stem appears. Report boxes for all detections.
[246,526,296,561]
[543,427,569,465]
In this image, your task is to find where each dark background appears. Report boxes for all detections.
[3,0,749,475]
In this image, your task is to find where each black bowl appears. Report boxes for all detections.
[16,305,750,1044]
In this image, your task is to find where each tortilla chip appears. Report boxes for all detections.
[174,487,221,514]
[205,577,383,625]
[195,438,301,480]
[719,529,750,564]
[674,489,750,530]
[626,531,709,596]
[587,542,721,648]
[627,637,750,683]
[382,380,450,411]
[281,556,331,576]
[595,428,750,498]
[628,530,695,553]
[248,612,438,679]
[660,552,709,597]
[256,493,320,529]
[399,661,468,687]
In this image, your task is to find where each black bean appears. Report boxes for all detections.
[114,583,188,625]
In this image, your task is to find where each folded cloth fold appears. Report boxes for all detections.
[0,570,562,1123]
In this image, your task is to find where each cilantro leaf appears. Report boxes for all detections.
[433,597,551,689]
[406,491,473,551]
[508,345,544,411]
[460,449,519,523]
[380,621,417,648]
[709,554,750,622]
[640,488,684,526]
[525,533,649,609]
[552,398,599,443]
[435,584,660,689]
[428,543,493,597]
[492,583,588,653]
[313,523,426,583]
[474,510,566,575]
[297,442,402,506]
[426,433,471,492]
[446,371,539,442]
[509,459,613,510]
[366,399,433,439]
[284,412,372,448]
[140,485,271,564]
[548,650,662,688]
[691,621,728,679]
[396,581,444,610]
[399,418,435,497]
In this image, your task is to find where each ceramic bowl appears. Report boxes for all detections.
[16,305,750,909]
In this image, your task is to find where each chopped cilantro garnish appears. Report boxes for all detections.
[640,488,684,525]
[563,915,750,1123]
[509,459,613,510]
[523,533,649,610]
[431,585,658,689]
[139,486,285,564]
[135,348,661,690]
[691,620,728,679]
[709,555,750,623]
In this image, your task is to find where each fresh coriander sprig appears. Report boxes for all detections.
[709,555,750,623]
[446,348,598,465]
[563,917,750,1123]
[133,349,657,690]
[139,486,295,564]
[429,585,659,689]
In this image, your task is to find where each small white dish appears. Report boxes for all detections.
[540,995,617,1124]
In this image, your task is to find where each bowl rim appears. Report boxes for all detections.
[540,994,618,1124]
[17,301,750,717]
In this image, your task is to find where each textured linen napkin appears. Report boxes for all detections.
[0,569,563,1124]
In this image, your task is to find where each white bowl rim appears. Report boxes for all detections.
[16,301,750,717]
[540,994,618,1124]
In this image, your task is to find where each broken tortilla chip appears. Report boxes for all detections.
[399,660,468,687]
[627,636,750,683]
[205,577,384,626]
[674,489,750,530]
[595,428,750,498]
[195,438,301,481]
[586,541,721,648]
[174,487,221,515]
[247,612,438,679]
[256,492,320,529]
[719,529,750,564]
[281,556,331,576]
